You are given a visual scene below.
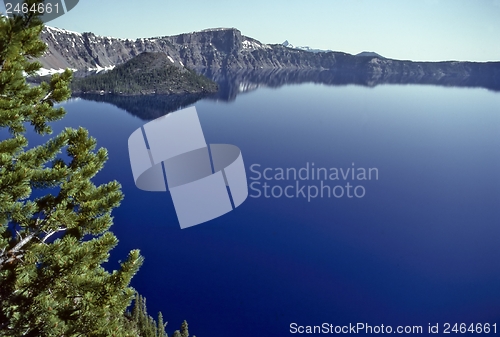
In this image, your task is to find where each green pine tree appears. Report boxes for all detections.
[157,312,167,337]
[0,2,144,335]
[172,320,190,337]
[129,292,174,337]
[180,320,189,337]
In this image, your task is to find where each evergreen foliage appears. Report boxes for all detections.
[71,52,218,95]
[127,293,172,337]
[0,2,143,335]
[157,312,167,337]
[170,320,193,337]
[0,3,198,336]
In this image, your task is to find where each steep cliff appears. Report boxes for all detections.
[38,26,500,89]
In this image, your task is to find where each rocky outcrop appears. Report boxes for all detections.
[70,52,218,95]
[38,26,500,91]
[39,26,284,71]
[38,26,354,71]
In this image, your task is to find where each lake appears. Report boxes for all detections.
[29,77,500,335]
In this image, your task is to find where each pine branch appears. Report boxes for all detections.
[0,216,64,269]
[38,89,53,105]
[0,5,156,335]
[0,231,35,268]
[41,227,66,243]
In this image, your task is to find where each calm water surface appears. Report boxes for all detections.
[26,83,500,335]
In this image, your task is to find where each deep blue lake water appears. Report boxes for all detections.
[23,83,500,335]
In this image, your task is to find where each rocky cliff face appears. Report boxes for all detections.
[39,26,302,72]
[37,26,373,71]
[38,26,500,89]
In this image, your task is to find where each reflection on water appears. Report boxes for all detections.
[72,92,209,120]
[55,80,500,337]
[73,67,500,119]
[204,66,500,101]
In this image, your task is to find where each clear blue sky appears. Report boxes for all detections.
[2,0,499,61]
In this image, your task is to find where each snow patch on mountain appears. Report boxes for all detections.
[282,40,332,53]
[87,65,115,73]
[36,68,78,76]
[242,39,271,50]
[201,28,235,32]
[45,26,82,37]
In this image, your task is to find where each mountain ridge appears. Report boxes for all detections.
[356,51,385,59]
[38,26,500,90]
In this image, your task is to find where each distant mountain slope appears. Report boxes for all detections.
[39,26,277,72]
[356,51,385,58]
[71,52,218,95]
[40,26,361,72]
[38,26,500,89]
